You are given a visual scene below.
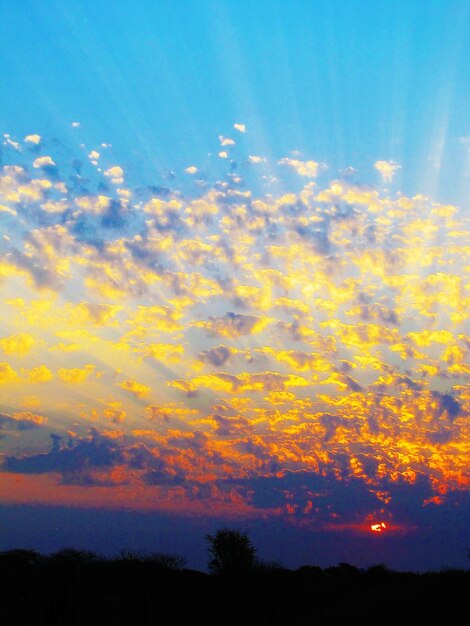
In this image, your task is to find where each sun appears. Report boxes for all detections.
[370,522,387,533]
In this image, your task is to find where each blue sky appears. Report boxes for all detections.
[1,0,469,200]
[0,1,469,571]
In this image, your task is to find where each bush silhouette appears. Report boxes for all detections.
[0,548,40,565]
[48,547,99,565]
[147,552,186,570]
[206,527,256,575]
[116,549,185,570]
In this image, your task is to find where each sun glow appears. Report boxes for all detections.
[370,523,387,533]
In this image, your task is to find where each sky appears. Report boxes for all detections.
[0,0,469,572]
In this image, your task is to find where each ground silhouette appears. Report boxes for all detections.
[0,532,469,625]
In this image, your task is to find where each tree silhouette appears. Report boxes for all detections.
[206,527,256,575]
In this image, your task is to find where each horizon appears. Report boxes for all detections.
[1,502,469,574]
[0,0,469,574]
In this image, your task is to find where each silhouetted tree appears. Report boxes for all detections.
[206,527,256,575]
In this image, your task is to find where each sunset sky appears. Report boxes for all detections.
[0,0,469,572]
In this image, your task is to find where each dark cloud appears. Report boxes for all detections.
[7,248,65,290]
[3,430,123,479]
[142,469,186,486]
[199,345,232,367]
[201,312,265,337]
[69,216,105,247]
[100,199,126,229]
[211,414,252,437]
[146,185,172,197]
[97,181,110,193]
[125,238,167,272]
[146,405,170,422]
[338,360,354,373]
[320,413,349,442]
[426,429,454,445]
[235,439,281,473]
[295,223,330,254]
[226,470,378,516]
[432,392,461,421]
[38,163,60,180]
[166,430,208,450]
[355,303,400,326]
[125,443,164,470]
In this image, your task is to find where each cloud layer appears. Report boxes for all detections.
[0,130,468,533]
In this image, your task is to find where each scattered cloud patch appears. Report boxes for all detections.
[279,157,319,177]
[374,160,401,182]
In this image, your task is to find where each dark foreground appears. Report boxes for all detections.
[1,549,468,625]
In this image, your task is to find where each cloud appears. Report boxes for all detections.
[24,134,41,145]
[199,345,232,367]
[374,160,401,182]
[75,194,111,214]
[126,305,183,333]
[142,343,183,363]
[146,405,170,422]
[189,371,309,394]
[33,156,55,169]
[248,155,266,164]
[279,157,319,177]
[58,365,95,384]
[2,430,124,483]
[0,362,19,383]
[210,413,252,436]
[5,227,74,291]
[91,401,126,424]
[143,469,185,486]
[0,333,36,356]
[194,312,273,338]
[104,166,124,184]
[72,302,122,325]
[219,135,235,146]
[0,130,468,529]
[432,392,461,421]
[0,410,48,431]
[26,365,53,383]
[233,123,246,133]
[167,379,199,398]
[119,379,151,399]
[261,348,332,372]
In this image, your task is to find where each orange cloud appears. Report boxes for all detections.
[119,379,151,399]
[58,364,95,384]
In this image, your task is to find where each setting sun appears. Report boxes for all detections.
[370,523,387,533]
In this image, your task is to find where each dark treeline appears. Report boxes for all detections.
[1,530,469,625]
